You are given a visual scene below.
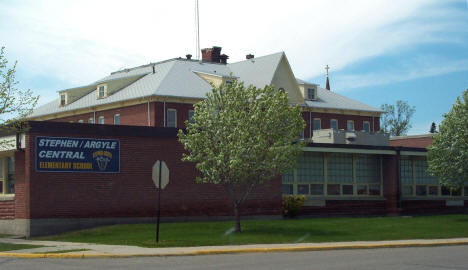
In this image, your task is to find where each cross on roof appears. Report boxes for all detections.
[325,65,330,77]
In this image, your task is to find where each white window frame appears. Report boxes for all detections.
[98,116,105,125]
[363,121,370,132]
[347,120,355,131]
[188,110,195,124]
[313,118,321,131]
[88,117,94,124]
[167,109,177,128]
[78,119,84,123]
[114,114,120,125]
[97,85,106,99]
[330,119,338,130]
[282,153,383,198]
[307,88,316,100]
[0,155,15,195]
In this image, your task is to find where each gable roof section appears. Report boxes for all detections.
[228,52,284,88]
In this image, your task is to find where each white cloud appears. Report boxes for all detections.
[0,0,466,99]
[333,56,468,90]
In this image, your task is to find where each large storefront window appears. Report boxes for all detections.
[400,156,466,197]
[282,152,382,197]
[0,156,14,195]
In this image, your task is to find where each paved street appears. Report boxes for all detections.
[0,245,467,270]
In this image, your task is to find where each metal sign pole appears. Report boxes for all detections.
[156,161,162,243]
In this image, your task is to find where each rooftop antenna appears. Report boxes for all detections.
[195,0,200,60]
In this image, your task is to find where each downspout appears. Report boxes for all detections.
[372,116,375,132]
[396,147,401,210]
[163,100,166,127]
[147,101,151,126]
[93,111,96,124]
[309,111,312,139]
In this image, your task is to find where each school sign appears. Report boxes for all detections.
[35,136,120,173]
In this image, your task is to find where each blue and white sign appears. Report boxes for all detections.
[36,136,120,173]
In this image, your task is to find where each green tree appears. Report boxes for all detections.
[428,89,468,188]
[0,46,39,138]
[178,80,305,232]
[380,100,415,136]
[429,122,437,133]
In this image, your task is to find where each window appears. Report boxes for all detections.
[347,120,354,131]
[298,129,304,140]
[0,156,15,195]
[330,119,338,130]
[225,80,233,86]
[78,119,84,123]
[313,118,321,131]
[6,157,14,194]
[399,156,465,197]
[98,116,104,125]
[188,110,195,124]
[282,153,382,197]
[98,86,105,98]
[167,109,177,127]
[307,88,316,100]
[114,114,120,125]
[88,117,94,124]
[363,121,370,132]
[60,94,66,106]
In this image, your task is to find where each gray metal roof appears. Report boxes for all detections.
[304,87,382,113]
[31,52,381,118]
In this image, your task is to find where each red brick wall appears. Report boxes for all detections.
[0,200,14,219]
[24,122,281,220]
[14,150,28,219]
[302,200,387,216]
[302,112,380,138]
[51,102,195,129]
[382,155,399,214]
[390,136,433,148]
[401,200,467,215]
[52,103,152,126]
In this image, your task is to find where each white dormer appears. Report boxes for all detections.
[297,79,318,101]
[59,92,68,106]
[97,84,108,99]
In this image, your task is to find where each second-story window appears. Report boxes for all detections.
[347,120,355,131]
[98,86,105,98]
[167,109,177,128]
[313,118,321,130]
[363,121,370,132]
[114,114,120,125]
[78,119,84,123]
[330,119,338,130]
[188,110,195,124]
[98,116,104,124]
[88,117,94,124]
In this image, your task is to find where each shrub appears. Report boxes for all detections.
[282,195,306,218]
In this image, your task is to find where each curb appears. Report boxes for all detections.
[0,240,467,259]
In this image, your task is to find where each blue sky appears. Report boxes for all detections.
[1,0,467,134]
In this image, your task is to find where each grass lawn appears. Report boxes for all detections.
[0,243,43,252]
[37,214,468,248]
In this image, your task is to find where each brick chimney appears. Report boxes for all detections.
[219,54,229,64]
[246,54,254,59]
[201,46,222,63]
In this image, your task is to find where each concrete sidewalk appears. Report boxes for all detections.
[0,237,467,258]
